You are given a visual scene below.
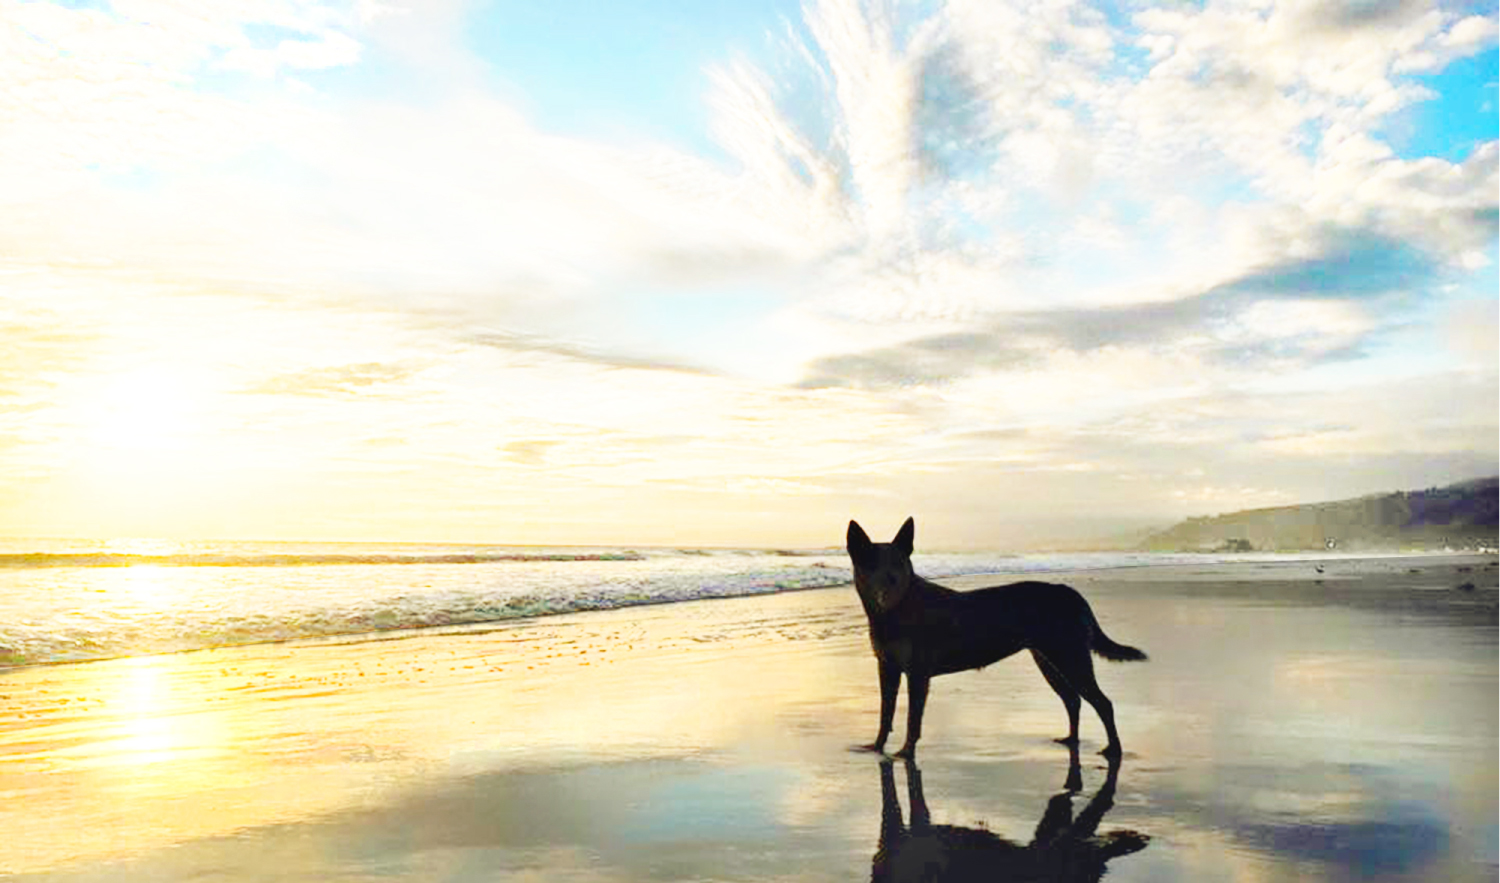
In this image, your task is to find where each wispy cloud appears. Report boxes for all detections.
[470,331,719,377]
[242,361,423,398]
[798,220,1447,391]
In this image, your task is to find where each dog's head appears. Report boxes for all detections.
[847,517,915,614]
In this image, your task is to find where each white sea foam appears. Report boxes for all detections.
[0,539,1330,667]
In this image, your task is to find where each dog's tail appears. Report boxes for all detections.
[1089,612,1148,662]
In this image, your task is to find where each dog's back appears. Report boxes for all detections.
[867,577,1143,676]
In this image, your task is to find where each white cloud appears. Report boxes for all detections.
[0,0,1494,543]
[1443,297,1500,370]
[220,30,362,77]
[1227,299,1376,364]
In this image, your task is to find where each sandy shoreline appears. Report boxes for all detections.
[1,554,1495,881]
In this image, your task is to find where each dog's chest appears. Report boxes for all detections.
[870,633,915,670]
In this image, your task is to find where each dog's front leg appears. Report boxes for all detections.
[863,659,901,752]
[893,672,929,759]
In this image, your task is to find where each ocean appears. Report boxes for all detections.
[0,538,1343,668]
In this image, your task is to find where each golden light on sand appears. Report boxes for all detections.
[110,656,184,764]
[81,655,235,773]
[0,652,363,873]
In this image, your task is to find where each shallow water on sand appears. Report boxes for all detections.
[0,558,1494,882]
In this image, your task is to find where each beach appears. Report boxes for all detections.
[1,555,1494,882]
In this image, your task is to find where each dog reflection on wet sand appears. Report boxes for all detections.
[871,750,1148,882]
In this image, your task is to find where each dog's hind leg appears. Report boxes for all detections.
[1030,649,1081,747]
[1047,644,1123,758]
[1083,683,1122,758]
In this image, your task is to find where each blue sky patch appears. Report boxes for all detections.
[1388,47,1498,162]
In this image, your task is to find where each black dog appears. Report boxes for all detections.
[848,518,1147,758]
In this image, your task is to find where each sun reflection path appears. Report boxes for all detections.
[0,588,866,875]
[108,656,200,766]
[0,648,400,874]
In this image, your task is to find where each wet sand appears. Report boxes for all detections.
[1,555,1495,882]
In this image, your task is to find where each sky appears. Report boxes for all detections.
[1,0,1496,549]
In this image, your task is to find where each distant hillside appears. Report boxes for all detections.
[1140,478,1499,552]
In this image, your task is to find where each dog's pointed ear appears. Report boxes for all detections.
[847,520,873,563]
[893,516,915,557]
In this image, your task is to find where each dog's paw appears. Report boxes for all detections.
[851,742,886,754]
